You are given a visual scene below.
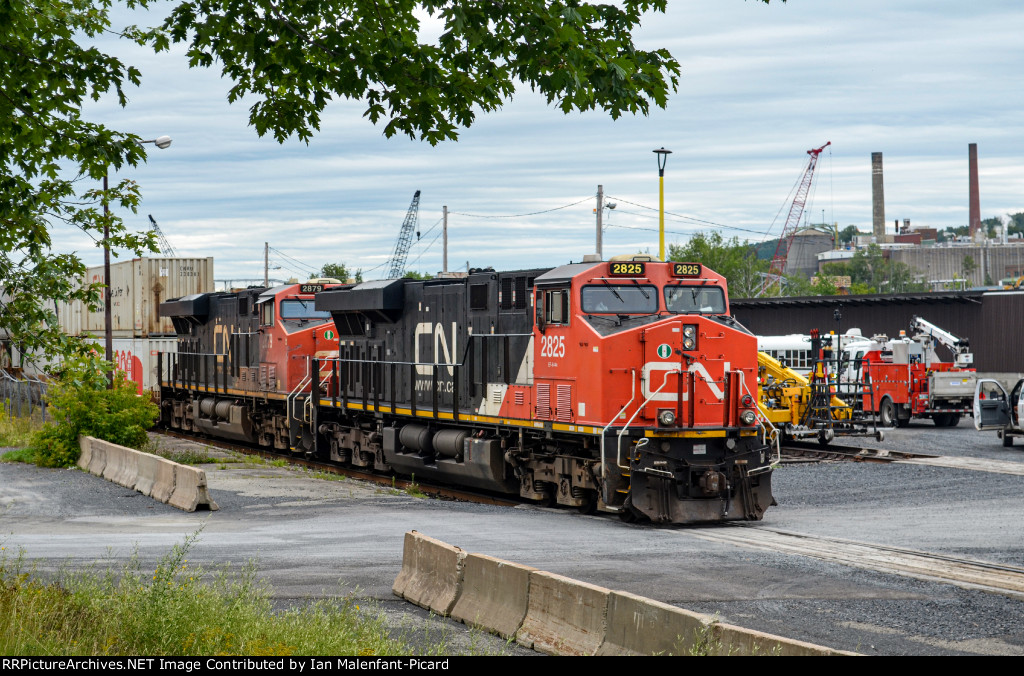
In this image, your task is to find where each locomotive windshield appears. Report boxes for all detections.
[664,285,726,314]
[280,299,331,320]
[581,284,659,314]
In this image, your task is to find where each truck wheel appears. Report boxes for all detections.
[946,414,961,427]
[932,413,951,427]
[1003,432,1014,447]
[879,399,897,428]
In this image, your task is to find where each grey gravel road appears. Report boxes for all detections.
[2,420,1023,656]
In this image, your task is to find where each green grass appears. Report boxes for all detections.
[0,409,44,450]
[0,532,481,656]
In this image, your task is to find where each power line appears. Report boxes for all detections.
[449,197,591,219]
[606,197,769,237]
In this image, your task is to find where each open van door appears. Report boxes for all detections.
[974,379,1011,430]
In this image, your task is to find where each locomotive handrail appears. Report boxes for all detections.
[614,367,682,470]
[741,376,780,467]
[599,368,637,489]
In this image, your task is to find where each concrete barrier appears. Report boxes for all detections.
[149,456,177,504]
[598,590,711,656]
[393,532,858,657]
[133,452,162,497]
[710,621,857,656]
[392,531,466,616]
[451,553,535,639]
[515,571,610,656]
[167,463,218,512]
[100,440,138,490]
[77,436,93,473]
[77,436,218,512]
[82,436,107,477]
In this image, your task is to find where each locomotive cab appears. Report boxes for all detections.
[526,257,774,523]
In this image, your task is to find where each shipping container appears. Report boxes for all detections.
[57,257,214,338]
[12,337,176,395]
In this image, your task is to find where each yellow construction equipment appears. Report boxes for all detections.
[757,351,867,444]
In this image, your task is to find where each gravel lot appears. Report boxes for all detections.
[2,420,1023,656]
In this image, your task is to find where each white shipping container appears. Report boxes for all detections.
[12,337,177,396]
[57,257,214,338]
[107,337,178,395]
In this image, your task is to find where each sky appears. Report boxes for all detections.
[60,0,1024,286]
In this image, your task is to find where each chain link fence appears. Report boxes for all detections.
[1,371,49,421]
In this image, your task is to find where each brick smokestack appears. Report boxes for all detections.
[969,143,981,239]
[872,152,885,239]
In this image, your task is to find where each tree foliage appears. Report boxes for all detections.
[1,0,159,369]
[667,232,768,299]
[318,262,362,283]
[27,356,158,467]
[157,0,685,144]
[820,244,928,294]
[2,0,778,368]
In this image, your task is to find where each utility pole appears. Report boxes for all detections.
[443,205,448,274]
[595,185,604,259]
[264,242,269,287]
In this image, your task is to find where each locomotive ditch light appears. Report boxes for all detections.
[657,409,676,427]
[683,324,697,350]
[740,410,757,426]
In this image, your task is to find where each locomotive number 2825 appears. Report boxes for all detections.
[540,335,566,358]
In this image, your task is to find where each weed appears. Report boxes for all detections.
[0,530,444,656]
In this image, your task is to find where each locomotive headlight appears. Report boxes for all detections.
[740,409,757,426]
[683,325,697,351]
[658,409,677,427]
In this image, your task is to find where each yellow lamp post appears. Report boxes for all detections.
[653,147,672,260]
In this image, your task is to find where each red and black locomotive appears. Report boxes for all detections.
[158,257,776,524]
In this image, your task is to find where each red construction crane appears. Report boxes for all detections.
[760,141,831,295]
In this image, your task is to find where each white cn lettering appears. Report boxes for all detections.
[639,361,733,402]
[414,322,458,376]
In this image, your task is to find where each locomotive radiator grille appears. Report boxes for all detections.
[537,383,551,419]
[556,384,572,422]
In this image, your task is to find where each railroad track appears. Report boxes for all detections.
[157,429,519,507]
[781,440,937,463]
[781,440,1024,476]
[683,525,1024,601]
[161,430,1024,598]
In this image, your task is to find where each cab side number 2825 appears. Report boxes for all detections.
[540,335,565,358]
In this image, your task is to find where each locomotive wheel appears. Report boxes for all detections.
[879,399,898,428]
[577,490,598,515]
[932,413,951,427]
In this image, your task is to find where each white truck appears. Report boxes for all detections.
[973,378,1024,447]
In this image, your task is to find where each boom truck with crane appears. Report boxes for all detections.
[840,316,979,427]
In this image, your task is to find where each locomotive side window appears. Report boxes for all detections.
[581,285,658,314]
[664,285,726,314]
[259,300,275,327]
[544,289,570,325]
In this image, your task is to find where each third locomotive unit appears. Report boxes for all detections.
[158,257,777,524]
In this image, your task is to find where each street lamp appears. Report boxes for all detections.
[653,147,672,260]
[103,136,172,385]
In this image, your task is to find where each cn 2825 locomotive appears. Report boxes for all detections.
[158,257,777,524]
